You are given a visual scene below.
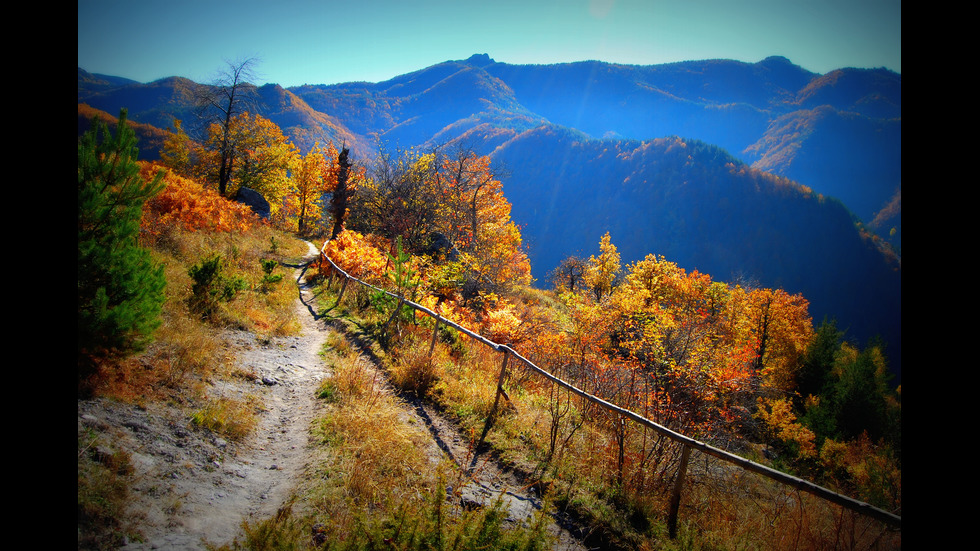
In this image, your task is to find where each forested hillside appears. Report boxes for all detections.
[77,53,901,379]
[491,125,901,379]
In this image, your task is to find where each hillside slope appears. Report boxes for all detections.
[492,127,901,378]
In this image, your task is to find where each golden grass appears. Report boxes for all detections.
[78,427,142,549]
[190,394,260,441]
[89,222,308,401]
[305,335,440,544]
[387,326,452,397]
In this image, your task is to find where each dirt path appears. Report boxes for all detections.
[79,242,589,549]
[79,243,329,550]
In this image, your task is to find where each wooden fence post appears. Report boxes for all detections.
[334,274,349,308]
[428,314,441,357]
[478,349,510,448]
[668,443,692,539]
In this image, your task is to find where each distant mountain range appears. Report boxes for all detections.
[78,54,901,379]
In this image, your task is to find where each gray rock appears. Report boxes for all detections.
[235,187,271,219]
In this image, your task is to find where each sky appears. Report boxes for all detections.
[78,0,901,88]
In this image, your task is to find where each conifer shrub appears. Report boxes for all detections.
[78,108,166,391]
[188,254,246,319]
[258,258,284,295]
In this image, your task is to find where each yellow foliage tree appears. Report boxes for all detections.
[159,119,193,178]
[194,112,299,222]
[756,396,817,458]
[584,232,620,301]
[290,142,336,234]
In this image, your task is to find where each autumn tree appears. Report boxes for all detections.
[347,144,530,295]
[191,57,260,196]
[745,287,813,392]
[430,146,531,290]
[195,112,298,219]
[291,142,332,234]
[159,118,194,177]
[349,146,440,250]
[78,109,166,388]
[234,114,297,202]
[583,232,620,301]
[432,145,499,250]
[550,255,587,294]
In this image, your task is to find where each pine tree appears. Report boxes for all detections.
[78,109,166,388]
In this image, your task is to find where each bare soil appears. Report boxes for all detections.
[77,243,589,550]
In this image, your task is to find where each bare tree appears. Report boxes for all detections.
[192,57,261,196]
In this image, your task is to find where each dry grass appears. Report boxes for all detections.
[306,332,441,544]
[152,223,307,334]
[387,326,452,397]
[431,340,501,423]
[190,393,261,441]
[274,323,556,551]
[78,429,141,549]
[676,456,902,551]
[87,223,308,404]
[301,257,903,550]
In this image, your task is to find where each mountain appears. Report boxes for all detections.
[746,105,901,224]
[287,55,901,244]
[492,125,900,378]
[77,54,901,378]
[78,59,901,235]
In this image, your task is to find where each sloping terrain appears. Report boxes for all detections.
[77,245,589,550]
[79,247,331,549]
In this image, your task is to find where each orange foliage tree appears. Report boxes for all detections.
[430,147,532,291]
[320,230,388,284]
[552,234,816,450]
[349,146,530,293]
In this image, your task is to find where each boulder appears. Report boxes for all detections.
[235,187,271,219]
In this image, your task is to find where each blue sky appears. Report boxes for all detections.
[78,0,901,87]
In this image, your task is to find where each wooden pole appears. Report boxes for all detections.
[334,275,349,307]
[478,350,510,448]
[668,444,692,539]
[429,314,441,357]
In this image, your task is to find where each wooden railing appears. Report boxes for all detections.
[317,246,902,534]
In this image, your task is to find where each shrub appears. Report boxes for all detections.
[188,254,246,319]
[260,258,283,291]
[141,163,259,235]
